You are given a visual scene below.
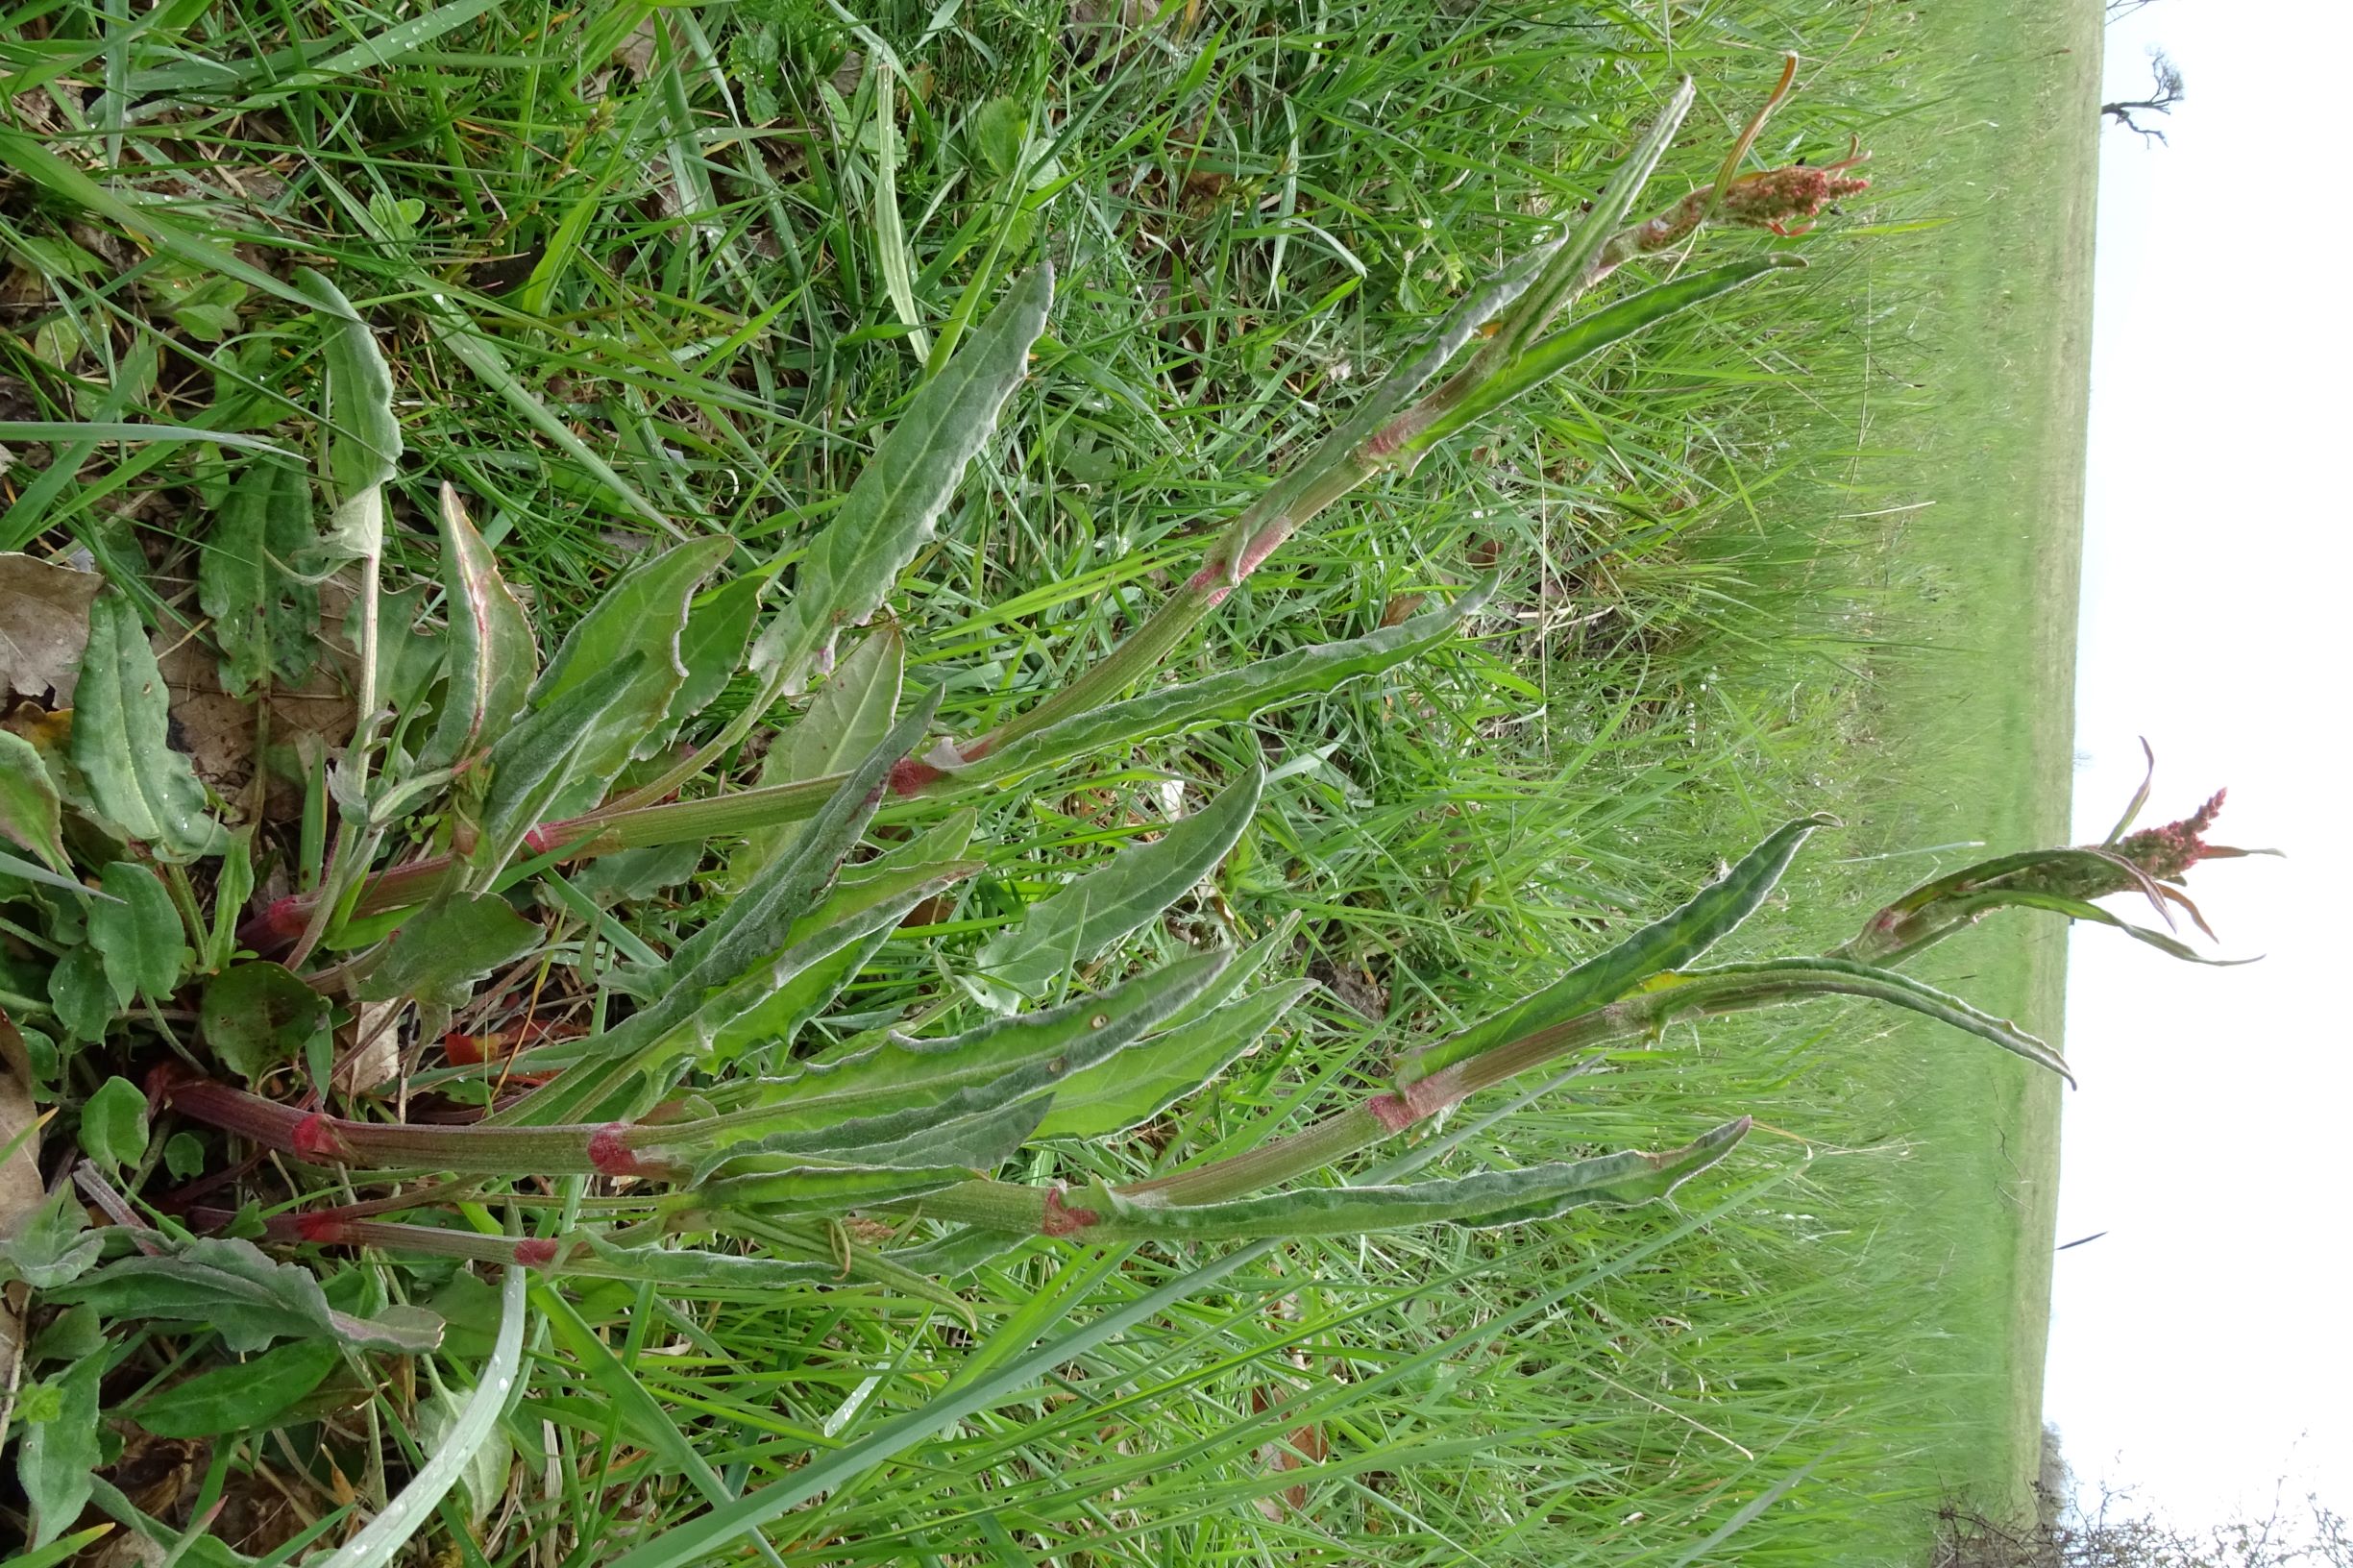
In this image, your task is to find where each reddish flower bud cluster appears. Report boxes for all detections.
[1713,160,1873,236]
[2114,789,2228,883]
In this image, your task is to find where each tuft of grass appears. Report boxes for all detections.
[0,0,2097,1560]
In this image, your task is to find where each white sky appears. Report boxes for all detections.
[2045,0,2353,1532]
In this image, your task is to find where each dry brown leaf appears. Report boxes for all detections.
[0,551,103,703]
[156,625,355,822]
[334,999,405,1095]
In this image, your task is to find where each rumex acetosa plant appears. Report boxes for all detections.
[0,76,2237,1557]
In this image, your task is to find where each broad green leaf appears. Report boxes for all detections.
[69,594,227,860]
[666,571,766,735]
[528,537,732,812]
[1409,257,1805,456]
[133,1337,342,1438]
[751,265,1052,694]
[469,654,648,875]
[196,459,320,696]
[311,1266,520,1568]
[294,271,402,502]
[47,1233,445,1352]
[494,693,942,1127]
[732,627,904,887]
[418,485,536,771]
[18,1348,103,1546]
[1397,814,1832,1087]
[89,862,184,1006]
[747,951,1229,1134]
[964,581,1496,786]
[1038,978,1314,1139]
[77,1076,148,1177]
[45,943,113,1041]
[356,892,540,1006]
[202,963,331,1085]
[1089,1117,1750,1240]
[0,728,68,870]
[970,769,1262,1010]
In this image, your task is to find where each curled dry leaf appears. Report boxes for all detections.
[0,551,103,703]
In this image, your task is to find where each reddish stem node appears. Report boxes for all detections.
[587,1122,646,1177]
[1041,1188,1099,1237]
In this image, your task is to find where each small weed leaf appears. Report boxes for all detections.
[77,1075,148,1177]
[89,862,184,1007]
[202,963,332,1084]
[419,484,538,772]
[69,595,228,862]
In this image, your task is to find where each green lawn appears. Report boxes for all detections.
[1833,0,2101,1515]
[0,0,2101,1558]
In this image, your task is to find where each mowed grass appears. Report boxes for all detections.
[0,0,2096,1559]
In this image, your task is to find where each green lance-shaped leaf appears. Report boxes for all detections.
[528,535,733,810]
[1637,957,2073,1084]
[132,1337,342,1438]
[1398,814,1831,1087]
[732,627,904,888]
[88,861,184,1006]
[69,593,227,861]
[1038,977,1315,1139]
[294,269,402,556]
[743,950,1231,1136]
[47,1232,445,1352]
[468,653,648,877]
[751,264,1052,696]
[494,693,942,1127]
[962,580,1496,786]
[681,1161,972,1221]
[203,962,331,1084]
[196,459,321,697]
[684,1092,1052,1183]
[1404,257,1805,460]
[356,890,542,1006]
[968,768,1262,1011]
[0,728,69,871]
[418,485,536,771]
[1070,1117,1749,1240]
[1937,888,2253,967]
